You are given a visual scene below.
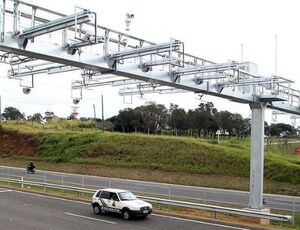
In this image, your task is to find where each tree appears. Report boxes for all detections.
[216,111,234,138]
[241,118,251,138]
[168,104,187,135]
[136,102,168,134]
[190,102,216,138]
[231,113,244,137]
[28,113,43,123]
[269,123,297,137]
[117,108,135,132]
[44,111,55,122]
[264,121,270,137]
[2,107,25,121]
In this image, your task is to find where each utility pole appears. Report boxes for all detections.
[0,95,2,124]
[93,104,96,129]
[241,43,243,62]
[275,34,278,75]
[93,104,96,119]
[101,94,104,132]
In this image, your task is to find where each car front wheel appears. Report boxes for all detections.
[122,210,130,220]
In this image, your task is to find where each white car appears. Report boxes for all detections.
[91,188,152,220]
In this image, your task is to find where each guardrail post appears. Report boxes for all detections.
[7,168,9,186]
[168,187,171,210]
[293,199,295,227]
[44,172,47,192]
[81,176,84,197]
[21,177,23,189]
[61,175,64,194]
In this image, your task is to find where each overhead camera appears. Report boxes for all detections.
[83,32,91,41]
[125,13,135,31]
[22,87,31,95]
[126,13,135,19]
[73,98,80,105]
[67,47,77,55]
[193,77,204,85]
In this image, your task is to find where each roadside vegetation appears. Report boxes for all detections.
[0,120,299,196]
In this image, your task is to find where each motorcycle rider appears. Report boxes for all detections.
[27,161,35,171]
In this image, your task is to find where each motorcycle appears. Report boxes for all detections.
[26,165,36,174]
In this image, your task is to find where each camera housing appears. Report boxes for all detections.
[23,87,31,94]
[73,98,80,104]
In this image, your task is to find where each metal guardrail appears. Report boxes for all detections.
[141,196,292,222]
[0,176,292,223]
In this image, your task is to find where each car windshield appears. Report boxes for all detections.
[118,192,137,201]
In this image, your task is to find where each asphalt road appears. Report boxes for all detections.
[0,165,299,212]
[0,187,254,230]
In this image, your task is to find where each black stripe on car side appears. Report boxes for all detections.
[99,198,108,207]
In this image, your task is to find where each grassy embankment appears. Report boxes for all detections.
[0,120,299,196]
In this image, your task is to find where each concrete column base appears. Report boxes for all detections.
[259,209,271,225]
[244,208,270,225]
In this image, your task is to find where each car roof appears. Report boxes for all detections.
[100,188,129,193]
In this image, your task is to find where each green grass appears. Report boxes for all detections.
[1,120,300,185]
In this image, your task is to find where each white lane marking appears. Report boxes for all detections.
[0,188,12,193]
[65,212,116,225]
[152,214,250,230]
[13,190,250,229]
[14,190,90,205]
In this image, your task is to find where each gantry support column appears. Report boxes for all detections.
[249,102,266,209]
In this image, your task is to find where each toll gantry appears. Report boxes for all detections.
[0,0,299,211]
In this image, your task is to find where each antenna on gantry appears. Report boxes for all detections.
[241,43,244,62]
[275,34,278,75]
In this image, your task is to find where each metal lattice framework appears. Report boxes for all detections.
[0,0,299,211]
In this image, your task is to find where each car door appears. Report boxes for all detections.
[109,192,122,213]
[99,191,111,211]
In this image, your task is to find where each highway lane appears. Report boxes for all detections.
[0,165,299,212]
[0,187,253,230]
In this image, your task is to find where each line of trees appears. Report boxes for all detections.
[108,102,299,138]
[1,103,299,138]
[108,102,251,138]
[1,107,58,124]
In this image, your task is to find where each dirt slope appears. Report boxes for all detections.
[0,129,36,156]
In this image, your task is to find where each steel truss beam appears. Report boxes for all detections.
[5,0,209,69]
[171,62,239,77]
[219,76,290,87]
[106,40,183,68]
[119,84,187,96]
[17,10,93,49]
[72,77,144,89]
[8,64,79,78]
[20,10,92,39]
[1,35,299,114]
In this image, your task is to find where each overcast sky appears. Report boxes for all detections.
[0,0,300,124]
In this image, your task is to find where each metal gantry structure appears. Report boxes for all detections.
[0,0,300,211]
